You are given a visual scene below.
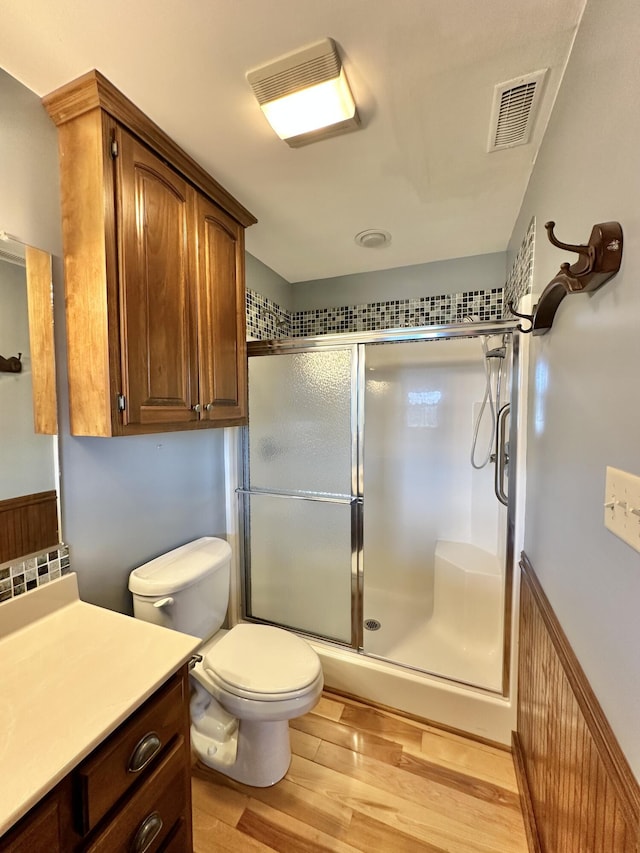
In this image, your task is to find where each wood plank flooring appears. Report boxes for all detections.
[191,691,529,853]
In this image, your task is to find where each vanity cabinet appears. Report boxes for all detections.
[43,70,255,436]
[0,666,193,852]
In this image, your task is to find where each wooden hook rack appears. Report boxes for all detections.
[0,352,22,373]
[508,220,623,334]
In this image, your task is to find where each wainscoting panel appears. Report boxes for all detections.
[516,554,639,853]
[0,490,59,564]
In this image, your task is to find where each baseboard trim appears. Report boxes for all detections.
[511,730,542,853]
[323,686,510,752]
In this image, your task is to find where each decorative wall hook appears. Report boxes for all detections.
[0,352,23,373]
[508,221,623,335]
[507,302,534,334]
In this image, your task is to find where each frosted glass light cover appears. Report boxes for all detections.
[248,350,353,495]
[247,493,352,643]
[261,69,356,139]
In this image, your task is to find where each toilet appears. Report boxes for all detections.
[128,537,323,787]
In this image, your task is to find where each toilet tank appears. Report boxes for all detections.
[128,537,232,640]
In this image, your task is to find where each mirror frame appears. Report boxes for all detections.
[24,245,58,434]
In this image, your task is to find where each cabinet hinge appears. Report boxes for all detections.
[117,394,126,412]
[111,139,119,159]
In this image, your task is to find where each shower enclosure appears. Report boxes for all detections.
[240,322,518,695]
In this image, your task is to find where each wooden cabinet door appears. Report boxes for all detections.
[116,129,198,428]
[0,796,61,852]
[194,193,247,423]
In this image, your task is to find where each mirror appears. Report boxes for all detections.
[0,234,60,564]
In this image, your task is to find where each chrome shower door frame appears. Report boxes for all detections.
[240,343,361,648]
[241,319,520,696]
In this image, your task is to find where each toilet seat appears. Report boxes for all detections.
[202,623,322,701]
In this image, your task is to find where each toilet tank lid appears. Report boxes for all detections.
[128,537,231,596]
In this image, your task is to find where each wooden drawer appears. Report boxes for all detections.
[159,818,189,852]
[83,737,188,853]
[74,671,186,835]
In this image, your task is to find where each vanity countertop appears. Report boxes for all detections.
[0,573,200,836]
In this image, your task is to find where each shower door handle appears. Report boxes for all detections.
[494,403,510,506]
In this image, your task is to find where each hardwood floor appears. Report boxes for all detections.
[191,691,529,852]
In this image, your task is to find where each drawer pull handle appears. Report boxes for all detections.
[128,732,162,773]
[131,811,163,853]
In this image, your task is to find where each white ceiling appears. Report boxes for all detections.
[1,0,585,283]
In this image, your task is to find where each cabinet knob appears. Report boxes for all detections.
[192,403,201,413]
[131,811,163,853]
[205,402,214,411]
[128,732,162,773]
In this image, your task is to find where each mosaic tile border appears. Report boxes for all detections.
[247,286,504,341]
[246,289,292,339]
[0,544,71,603]
[503,217,535,318]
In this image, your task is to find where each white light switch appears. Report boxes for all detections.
[604,466,640,553]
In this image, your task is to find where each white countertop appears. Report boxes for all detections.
[0,574,200,836]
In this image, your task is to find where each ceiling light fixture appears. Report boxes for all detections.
[247,38,360,148]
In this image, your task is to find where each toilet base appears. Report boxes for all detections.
[192,718,292,787]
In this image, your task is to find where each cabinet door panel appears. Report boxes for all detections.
[117,130,198,426]
[195,194,247,422]
[0,796,61,852]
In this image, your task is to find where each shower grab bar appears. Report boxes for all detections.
[494,403,510,507]
[236,488,357,504]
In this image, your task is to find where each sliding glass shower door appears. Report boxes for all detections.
[242,347,358,643]
[242,326,516,694]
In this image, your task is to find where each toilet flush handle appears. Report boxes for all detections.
[153,597,174,609]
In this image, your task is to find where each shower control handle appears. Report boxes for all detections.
[494,403,510,507]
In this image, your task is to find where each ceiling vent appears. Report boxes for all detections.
[487,69,547,152]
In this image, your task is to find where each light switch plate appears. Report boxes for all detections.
[604,466,640,553]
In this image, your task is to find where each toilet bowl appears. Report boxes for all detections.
[128,537,323,787]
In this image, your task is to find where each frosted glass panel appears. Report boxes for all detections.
[248,350,353,495]
[247,493,352,642]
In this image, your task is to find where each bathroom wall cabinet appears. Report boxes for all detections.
[0,666,193,852]
[43,70,256,436]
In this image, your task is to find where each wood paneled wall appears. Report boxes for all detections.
[514,554,640,853]
[0,490,59,564]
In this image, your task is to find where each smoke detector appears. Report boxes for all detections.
[487,69,547,152]
[355,229,391,249]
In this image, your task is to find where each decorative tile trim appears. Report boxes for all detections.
[0,544,70,603]
[503,217,535,318]
[247,287,504,341]
[246,289,291,340]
